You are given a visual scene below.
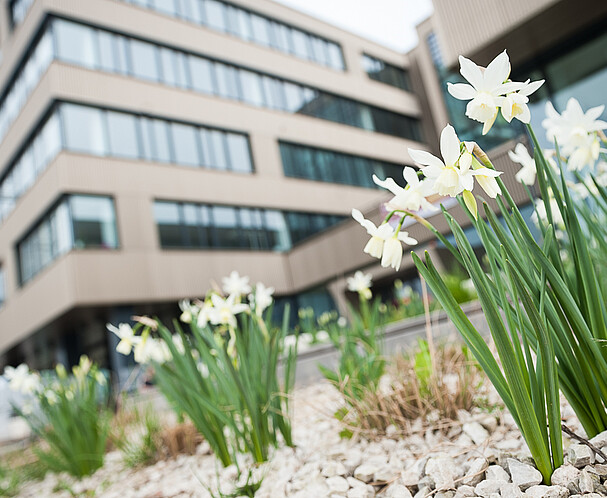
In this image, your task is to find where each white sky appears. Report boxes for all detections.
[274,0,434,53]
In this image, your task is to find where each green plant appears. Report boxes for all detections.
[109,276,297,470]
[320,296,386,403]
[351,51,607,482]
[113,403,162,468]
[4,357,111,478]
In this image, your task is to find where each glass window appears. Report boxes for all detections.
[204,0,227,31]
[54,20,98,69]
[189,56,215,94]
[160,47,178,86]
[154,202,183,247]
[235,9,253,41]
[240,70,265,107]
[291,30,312,60]
[183,203,204,247]
[327,43,344,70]
[53,201,73,255]
[129,39,160,81]
[211,206,240,248]
[181,0,204,23]
[208,130,227,170]
[70,196,118,249]
[239,208,267,249]
[61,104,107,155]
[98,31,116,72]
[152,0,177,15]
[225,134,252,173]
[150,119,172,162]
[311,37,329,66]
[250,14,271,46]
[106,111,140,158]
[262,76,285,110]
[274,24,294,53]
[264,210,290,251]
[170,122,201,166]
[198,128,213,167]
[139,118,154,161]
[283,82,304,112]
[114,36,129,73]
[214,63,240,100]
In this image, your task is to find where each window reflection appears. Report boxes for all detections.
[154,200,345,251]
[117,0,345,70]
[362,54,411,92]
[18,195,118,285]
[279,142,408,189]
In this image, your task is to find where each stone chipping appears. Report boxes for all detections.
[12,380,607,497]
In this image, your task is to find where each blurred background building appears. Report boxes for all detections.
[0,0,605,377]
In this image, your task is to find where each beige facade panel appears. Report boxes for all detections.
[432,0,560,66]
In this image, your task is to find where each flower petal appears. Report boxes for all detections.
[402,166,419,186]
[447,82,477,100]
[440,124,461,167]
[408,148,445,169]
[373,175,403,196]
[483,50,511,90]
[458,55,483,90]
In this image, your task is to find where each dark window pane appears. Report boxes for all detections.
[154,202,183,247]
[70,196,118,249]
[212,206,240,248]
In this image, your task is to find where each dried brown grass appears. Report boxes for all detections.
[336,339,486,438]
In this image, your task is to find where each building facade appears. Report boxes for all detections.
[0,0,433,373]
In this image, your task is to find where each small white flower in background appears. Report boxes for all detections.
[208,293,249,328]
[95,371,107,386]
[134,337,168,364]
[351,208,396,259]
[532,195,563,227]
[179,300,196,323]
[196,300,213,328]
[408,125,500,198]
[65,390,74,401]
[171,334,186,354]
[596,161,607,187]
[197,362,209,378]
[222,271,252,297]
[346,270,373,300]
[3,364,41,394]
[283,334,298,350]
[542,99,607,171]
[249,283,274,317]
[508,143,537,185]
[373,167,437,212]
[107,323,141,356]
[44,390,59,405]
[315,330,330,343]
[337,316,347,328]
[461,279,476,293]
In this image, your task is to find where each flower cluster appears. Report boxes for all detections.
[542,98,607,171]
[447,50,544,135]
[346,270,373,300]
[107,271,275,364]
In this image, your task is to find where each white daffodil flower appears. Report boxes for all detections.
[107,322,141,356]
[447,51,521,134]
[222,271,252,297]
[351,208,396,258]
[45,390,59,405]
[498,79,544,124]
[474,170,502,198]
[3,364,41,394]
[208,293,249,328]
[381,235,410,271]
[346,271,373,300]
[374,167,437,213]
[171,334,186,354]
[542,99,607,171]
[179,299,196,323]
[508,143,537,185]
[134,337,168,364]
[249,283,274,316]
[196,300,213,328]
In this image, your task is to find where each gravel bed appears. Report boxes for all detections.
[13,380,607,497]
